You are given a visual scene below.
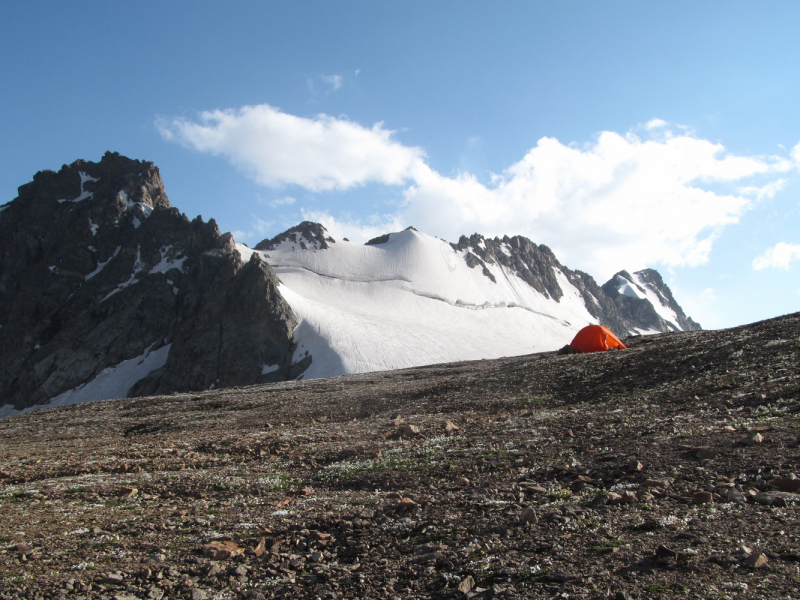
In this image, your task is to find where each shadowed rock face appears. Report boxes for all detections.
[0,152,302,411]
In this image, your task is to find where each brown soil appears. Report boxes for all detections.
[1,312,799,600]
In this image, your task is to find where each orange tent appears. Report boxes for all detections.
[569,324,627,353]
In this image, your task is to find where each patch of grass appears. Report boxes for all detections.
[591,539,629,552]
[66,486,91,494]
[257,473,291,491]
[103,500,127,508]
[644,583,667,594]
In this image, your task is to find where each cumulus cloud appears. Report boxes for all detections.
[753,242,800,270]
[403,131,796,278]
[158,104,426,192]
[161,107,799,279]
[321,74,343,91]
[267,196,296,208]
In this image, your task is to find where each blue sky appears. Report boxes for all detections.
[1,1,798,329]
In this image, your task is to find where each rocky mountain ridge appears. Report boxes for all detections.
[0,153,302,414]
[1,154,699,413]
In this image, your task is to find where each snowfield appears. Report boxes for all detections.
[238,228,599,380]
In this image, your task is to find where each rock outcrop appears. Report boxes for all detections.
[450,233,700,336]
[0,152,303,412]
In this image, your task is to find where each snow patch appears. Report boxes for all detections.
[261,364,280,375]
[89,218,99,236]
[119,190,154,220]
[102,245,144,301]
[149,245,187,275]
[85,246,121,281]
[0,344,171,418]
[267,228,598,380]
[58,172,97,204]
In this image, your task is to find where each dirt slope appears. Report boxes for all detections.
[1,312,798,599]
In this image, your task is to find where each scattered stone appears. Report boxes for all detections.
[397,423,421,438]
[254,538,266,557]
[191,590,208,600]
[202,540,244,560]
[457,575,475,594]
[444,420,460,433]
[742,432,763,446]
[119,486,138,497]
[773,477,800,493]
[519,507,537,524]
[396,497,418,510]
[693,491,713,504]
[98,573,124,585]
[628,460,643,472]
[744,553,769,568]
[695,447,716,460]
[644,478,671,489]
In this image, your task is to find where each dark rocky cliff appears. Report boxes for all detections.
[0,152,304,411]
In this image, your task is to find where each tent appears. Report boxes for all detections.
[569,324,627,353]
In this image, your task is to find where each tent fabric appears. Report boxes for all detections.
[569,324,627,353]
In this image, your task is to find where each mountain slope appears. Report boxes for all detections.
[0,153,302,415]
[244,222,700,380]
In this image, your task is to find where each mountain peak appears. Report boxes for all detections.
[255,221,335,251]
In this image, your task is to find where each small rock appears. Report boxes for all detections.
[98,573,124,585]
[396,497,418,510]
[604,492,623,505]
[15,543,33,556]
[644,478,671,489]
[725,488,746,504]
[628,460,644,472]
[741,432,763,446]
[773,477,800,493]
[444,420,459,433]
[191,590,208,600]
[119,486,138,498]
[310,551,324,563]
[519,507,537,524]
[458,575,475,594]
[398,423,421,438]
[695,448,716,460]
[655,545,677,558]
[202,540,244,560]
[744,553,769,568]
[254,538,266,557]
[693,491,713,504]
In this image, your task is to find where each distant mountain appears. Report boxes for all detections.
[0,154,699,415]
[242,221,700,380]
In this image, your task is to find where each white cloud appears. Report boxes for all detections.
[645,118,668,130]
[162,108,799,279]
[268,196,296,207]
[753,242,800,270]
[321,74,343,91]
[402,130,796,278]
[158,104,426,192]
[701,287,717,302]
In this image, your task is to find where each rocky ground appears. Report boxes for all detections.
[1,312,799,600]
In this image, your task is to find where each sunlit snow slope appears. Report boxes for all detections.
[238,228,597,379]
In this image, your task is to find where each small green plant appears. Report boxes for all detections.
[644,583,667,594]
[591,540,628,552]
